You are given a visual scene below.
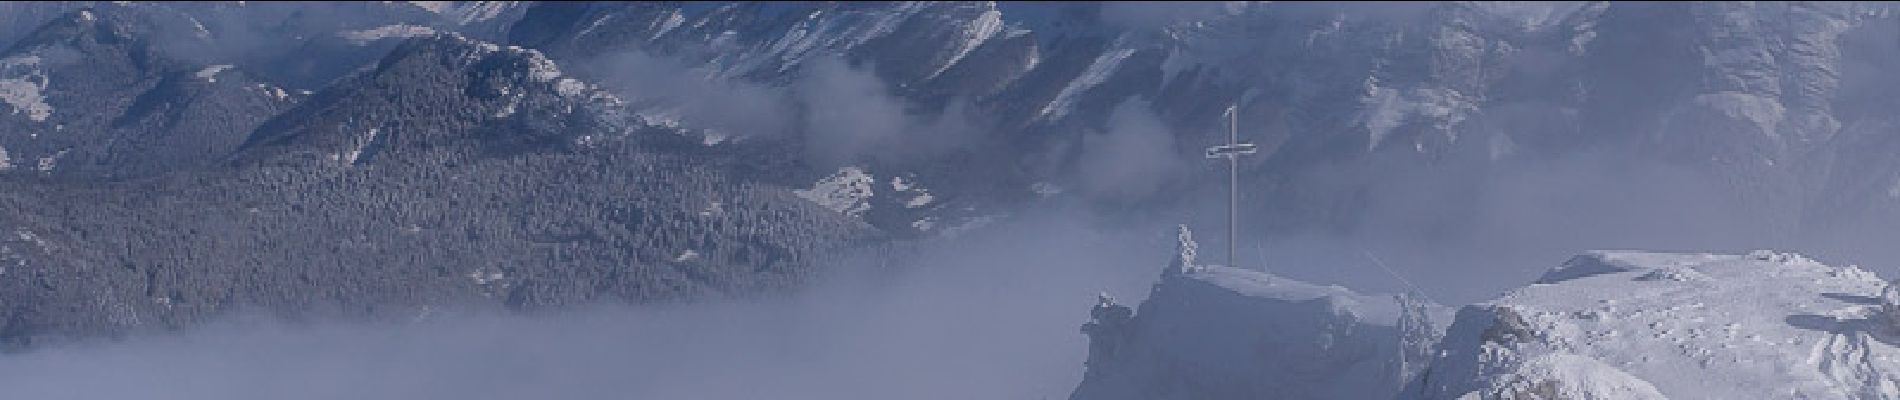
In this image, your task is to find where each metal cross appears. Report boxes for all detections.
[1206,104,1255,268]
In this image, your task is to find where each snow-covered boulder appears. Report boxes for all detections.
[1070,233,1452,400]
[1414,250,1900,399]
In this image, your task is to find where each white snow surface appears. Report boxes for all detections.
[466,268,504,286]
[793,166,874,217]
[1071,261,1452,400]
[340,128,381,165]
[524,51,562,82]
[890,175,934,209]
[0,55,51,122]
[718,2,929,77]
[33,149,63,172]
[406,1,453,14]
[922,8,1004,80]
[194,65,233,83]
[1080,248,1900,400]
[1465,2,1593,32]
[1036,47,1135,122]
[338,24,439,46]
[1452,353,1668,400]
[1188,265,1406,324]
[1359,81,1476,152]
[407,1,521,25]
[553,78,586,97]
[1418,250,1900,399]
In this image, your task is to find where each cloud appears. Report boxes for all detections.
[0,210,1169,400]
[796,56,989,168]
[592,50,799,139]
[796,56,912,167]
[585,51,987,169]
[1097,2,1238,32]
[1235,146,1800,303]
[1075,99,1187,202]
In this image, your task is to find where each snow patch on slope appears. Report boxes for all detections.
[338,128,384,165]
[924,8,1006,80]
[553,78,585,97]
[34,149,65,172]
[724,2,930,77]
[408,1,521,25]
[466,268,504,285]
[338,24,439,46]
[651,11,686,41]
[1466,2,1592,32]
[891,175,935,209]
[0,55,51,122]
[1455,353,1668,400]
[1358,81,1476,152]
[524,51,562,82]
[194,65,233,83]
[794,166,875,217]
[1037,47,1135,122]
[407,1,453,14]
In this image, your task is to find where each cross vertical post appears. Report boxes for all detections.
[1205,104,1256,268]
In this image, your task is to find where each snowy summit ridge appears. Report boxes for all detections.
[1076,240,1900,400]
[1073,226,1452,400]
[1416,250,1900,399]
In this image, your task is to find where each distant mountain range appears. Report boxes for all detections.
[3,1,1900,345]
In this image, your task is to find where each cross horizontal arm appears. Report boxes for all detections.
[1206,143,1258,158]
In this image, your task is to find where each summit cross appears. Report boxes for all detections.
[1205,104,1256,268]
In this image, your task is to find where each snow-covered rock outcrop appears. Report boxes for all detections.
[1416,250,1900,399]
[1070,227,1451,400]
[1076,243,1900,399]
